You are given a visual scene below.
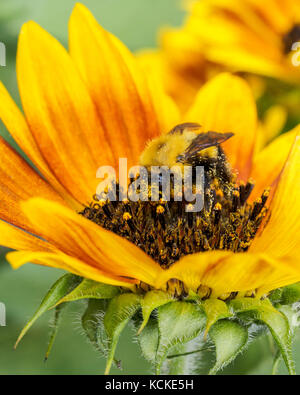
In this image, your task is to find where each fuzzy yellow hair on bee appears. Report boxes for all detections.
[140,131,198,168]
[140,122,234,168]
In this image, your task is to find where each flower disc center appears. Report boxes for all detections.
[80,160,269,269]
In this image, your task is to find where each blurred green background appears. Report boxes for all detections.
[0,0,299,375]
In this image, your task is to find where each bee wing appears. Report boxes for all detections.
[180,131,234,161]
[168,122,202,135]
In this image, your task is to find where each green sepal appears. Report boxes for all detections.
[138,290,174,334]
[230,298,295,375]
[104,293,141,375]
[82,299,108,356]
[272,349,282,375]
[45,304,65,361]
[209,319,248,375]
[166,343,192,375]
[54,279,120,306]
[268,288,283,304]
[200,299,232,337]
[156,301,206,374]
[136,316,160,363]
[81,299,124,369]
[279,283,300,305]
[15,273,81,348]
[277,304,299,333]
[269,305,298,376]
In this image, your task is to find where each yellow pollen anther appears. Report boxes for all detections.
[123,212,132,221]
[185,203,195,212]
[240,241,251,248]
[216,189,224,198]
[214,203,222,211]
[255,198,262,204]
[156,205,165,214]
[99,199,107,207]
[233,190,240,197]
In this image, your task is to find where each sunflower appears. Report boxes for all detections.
[0,3,299,375]
[171,0,300,84]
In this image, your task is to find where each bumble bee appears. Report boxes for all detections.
[140,122,234,186]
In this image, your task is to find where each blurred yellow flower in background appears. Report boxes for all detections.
[138,0,300,149]
[137,30,218,112]
[169,0,300,83]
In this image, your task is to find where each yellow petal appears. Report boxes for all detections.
[17,21,114,204]
[250,125,299,201]
[138,55,181,134]
[160,26,206,71]
[0,137,65,232]
[69,3,162,166]
[186,0,299,82]
[255,105,287,153]
[0,82,78,208]
[155,250,300,297]
[204,48,287,80]
[149,82,181,135]
[255,262,300,296]
[185,73,257,180]
[0,220,54,252]
[21,198,163,286]
[137,48,199,114]
[7,250,135,288]
[250,134,300,260]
